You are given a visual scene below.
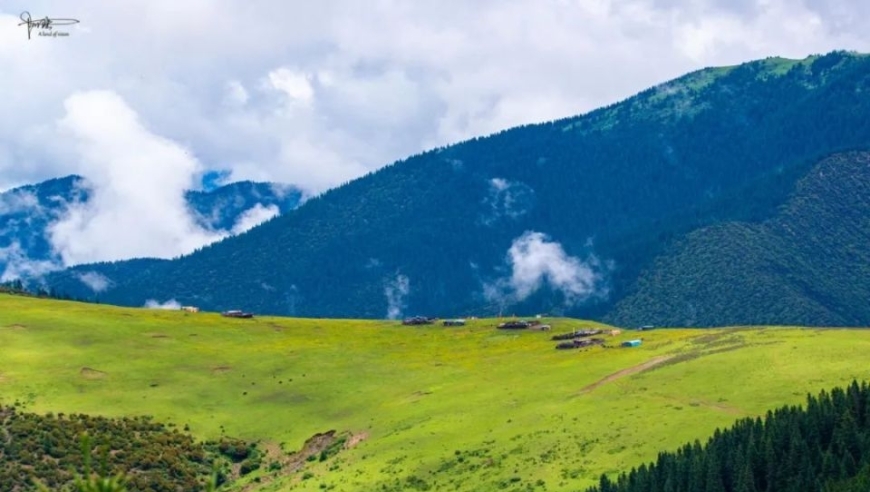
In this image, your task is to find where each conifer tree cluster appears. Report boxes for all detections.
[588,381,870,492]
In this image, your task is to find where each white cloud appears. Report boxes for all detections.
[485,231,611,308]
[0,189,40,215]
[231,203,280,234]
[0,241,60,282]
[267,68,315,104]
[270,182,303,201]
[144,298,181,310]
[47,90,226,265]
[224,80,249,106]
[1,0,867,197]
[384,273,410,320]
[76,271,110,293]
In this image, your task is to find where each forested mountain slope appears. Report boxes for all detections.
[41,52,870,324]
[608,151,870,327]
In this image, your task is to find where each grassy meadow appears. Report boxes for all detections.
[1,294,869,491]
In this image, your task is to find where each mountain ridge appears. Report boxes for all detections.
[37,51,870,325]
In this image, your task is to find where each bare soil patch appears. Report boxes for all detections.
[241,430,344,492]
[80,367,107,380]
[150,334,170,339]
[4,324,26,330]
[577,356,673,395]
[211,365,232,374]
[346,431,369,448]
[704,401,744,415]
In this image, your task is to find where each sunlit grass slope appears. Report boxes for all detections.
[1,294,869,491]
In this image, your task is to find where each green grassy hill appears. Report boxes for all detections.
[2,294,870,491]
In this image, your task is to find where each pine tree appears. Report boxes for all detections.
[597,474,615,492]
[734,461,756,492]
[704,452,726,492]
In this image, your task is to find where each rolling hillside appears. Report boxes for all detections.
[2,294,870,491]
[41,51,870,325]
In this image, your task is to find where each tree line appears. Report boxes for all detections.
[588,380,870,492]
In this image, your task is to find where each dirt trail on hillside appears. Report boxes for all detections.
[577,355,673,395]
[701,401,744,415]
[240,430,368,491]
[80,367,107,380]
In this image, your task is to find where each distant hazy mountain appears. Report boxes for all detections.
[184,180,303,232]
[40,51,870,326]
[0,176,302,279]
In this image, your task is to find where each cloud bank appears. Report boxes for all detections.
[1,1,868,273]
[3,1,869,194]
[231,204,280,235]
[76,271,111,293]
[47,91,225,265]
[485,231,611,309]
[0,241,58,282]
[0,90,285,279]
[144,298,182,310]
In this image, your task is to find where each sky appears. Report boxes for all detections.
[0,0,869,269]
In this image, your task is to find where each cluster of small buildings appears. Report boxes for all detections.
[551,329,642,350]
[222,310,254,319]
[174,305,255,319]
[398,315,650,352]
[402,316,468,326]
[496,319,550,330]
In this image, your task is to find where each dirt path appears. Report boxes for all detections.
[577,355,673,395]
[702,401,744,415]
[240,430,368,491]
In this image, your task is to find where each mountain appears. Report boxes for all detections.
[184,180,303,232]
[0,176,303,280]
[39,51,870,324]
[607,151,870,327]
[0,176,87,279]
